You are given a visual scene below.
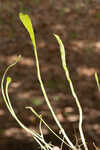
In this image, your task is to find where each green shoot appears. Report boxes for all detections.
[25,106,70,148]
[19,12,77,150]
[1,12,90,150]
[95,72,100,92]
[54,34,88,150]
[1,56,55,150]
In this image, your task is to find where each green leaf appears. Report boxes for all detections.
[19,12,36,49]
[54,34,66,69]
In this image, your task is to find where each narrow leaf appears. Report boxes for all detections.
[19,13,36,49]
[95,72,100,92]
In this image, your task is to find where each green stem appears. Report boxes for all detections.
[54,34,88,150]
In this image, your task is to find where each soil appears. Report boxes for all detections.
[0,0,100,150]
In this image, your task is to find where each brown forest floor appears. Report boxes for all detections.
[0,0,100,150]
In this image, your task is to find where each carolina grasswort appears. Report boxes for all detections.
[2,12,99,150]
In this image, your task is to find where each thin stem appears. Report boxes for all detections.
[19,13,77,150]
[26,106,72,149]
[95,72,100,92]
[54,34,88,150]
[1,57,52,149]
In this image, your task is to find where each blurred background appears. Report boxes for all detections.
[0,0,100,149]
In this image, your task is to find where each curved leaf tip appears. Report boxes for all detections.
[18,55,22,60]
[19,12,33,33]
[53,34,59,39]
[7,77,12,84]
